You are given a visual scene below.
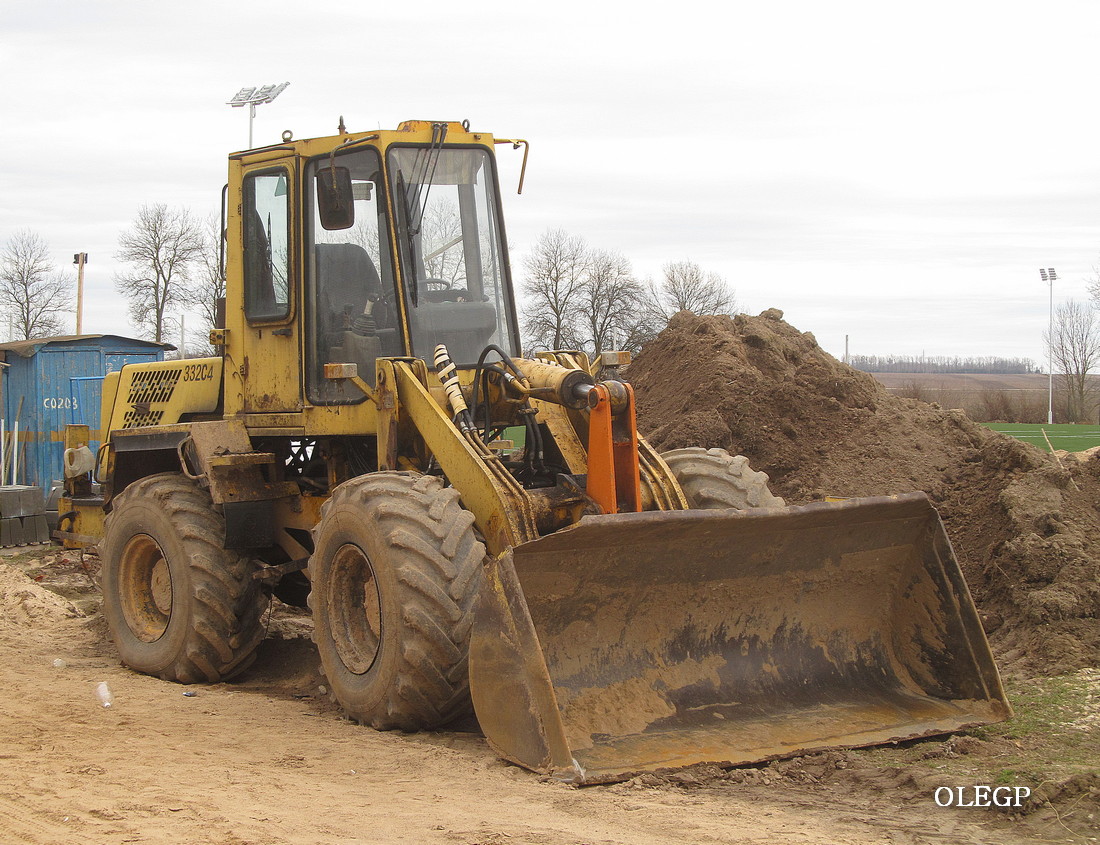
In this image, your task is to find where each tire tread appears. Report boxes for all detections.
[311,472,484,730]
[662,447,785,510]
[101,472,269,684]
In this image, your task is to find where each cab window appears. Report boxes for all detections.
[243,169,291,321]
[305,148,401,404]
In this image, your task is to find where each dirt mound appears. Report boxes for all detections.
[0,563,82,631]
[631,310,1100,676]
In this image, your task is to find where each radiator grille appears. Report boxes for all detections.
[122,367,183,429]
[122,409,166,428]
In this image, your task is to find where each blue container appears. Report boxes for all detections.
[0,335,171,495]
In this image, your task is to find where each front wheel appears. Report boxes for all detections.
[99,473,269,683]
[661,447,785,510]
[309,472,485,730]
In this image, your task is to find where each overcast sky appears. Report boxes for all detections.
[3,1,1098,367]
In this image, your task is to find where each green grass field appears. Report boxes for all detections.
[983,423,1100,453]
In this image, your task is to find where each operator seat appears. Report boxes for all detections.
[314,243,386,331]
[313,243,401,385]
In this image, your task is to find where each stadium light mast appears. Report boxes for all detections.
[1039,267,1057,424]
[73,252,88,335]
[226,82,289,148]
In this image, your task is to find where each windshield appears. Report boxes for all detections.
[388,145,519,364]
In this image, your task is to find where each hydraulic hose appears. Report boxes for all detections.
[434,344,473,431]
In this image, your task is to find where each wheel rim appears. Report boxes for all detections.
[327,543,383,675]
[118,534,173,642]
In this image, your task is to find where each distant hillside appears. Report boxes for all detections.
[867,372,1100,423]
[870,372,1054,391]
[849,355,1037,374]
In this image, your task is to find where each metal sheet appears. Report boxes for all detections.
[0,339,163,493]
[469,493,1010,783]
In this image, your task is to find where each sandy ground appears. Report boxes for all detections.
[3,312,1098,843]
[0,549,1069,845]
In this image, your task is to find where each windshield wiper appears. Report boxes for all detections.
[403,122,448,237]
[398,122,449,307]
[394,172,419,307]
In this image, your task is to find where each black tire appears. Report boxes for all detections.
[661,447,785,510]
[100,473,269,683]
[309,472,485,730]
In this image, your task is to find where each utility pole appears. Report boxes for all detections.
[1040,267,1057,425]
[73,252,88,335]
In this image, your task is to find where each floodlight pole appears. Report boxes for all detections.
[1040,267,1057,424]
[227,83,290,149]
[73,252,88,335]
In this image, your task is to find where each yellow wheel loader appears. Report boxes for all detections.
[59,120,1010,783]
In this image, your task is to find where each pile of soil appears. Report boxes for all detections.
[630,309,1100,677]
[0,562,81,632]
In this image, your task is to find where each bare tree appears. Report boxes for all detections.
[115,204,204,343]
[182,215,226,354]
[520,233,738,356]
[646,260,737,321]
[521,229,590,351]
[421,200,465,287]
[1087,263,1100,305]
[1044,299,1100,422]
[0,230,72,339]
[579,250,655,356]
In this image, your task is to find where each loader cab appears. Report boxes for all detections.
[306,131,520,405]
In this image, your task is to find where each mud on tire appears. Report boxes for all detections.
[100,472,270,683]
[309,472,485,730]
[661,447,785,510]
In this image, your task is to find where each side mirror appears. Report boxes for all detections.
[316,166,354,230]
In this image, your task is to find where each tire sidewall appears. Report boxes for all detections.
[101,492,196,677]
[311,498,405,719]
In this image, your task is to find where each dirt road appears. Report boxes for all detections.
[3,551,1070,845]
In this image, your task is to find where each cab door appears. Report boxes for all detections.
[235,163,301,413]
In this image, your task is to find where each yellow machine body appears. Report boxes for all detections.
[62,121,1010,783]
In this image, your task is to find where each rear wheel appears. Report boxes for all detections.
[661,447,785,510]
[100,473,269,683]
[309,472,485,730]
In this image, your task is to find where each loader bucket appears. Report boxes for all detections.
[469,493,1010,784]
